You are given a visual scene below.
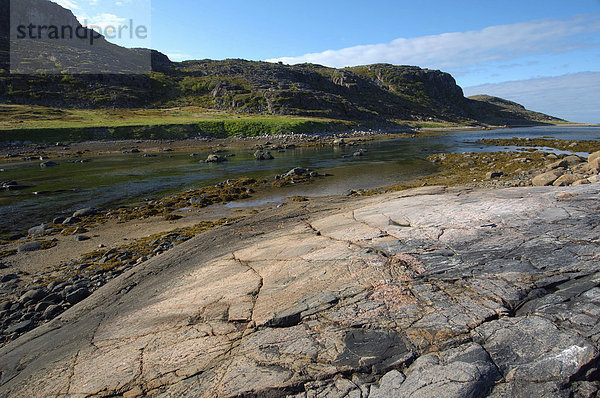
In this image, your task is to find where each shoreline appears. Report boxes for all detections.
[1,132,599,346]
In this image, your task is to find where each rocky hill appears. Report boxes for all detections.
[0,0,564,126]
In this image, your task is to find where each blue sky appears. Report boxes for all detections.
[55,0,600,122]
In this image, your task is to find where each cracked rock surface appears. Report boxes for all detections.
[1,184,600,397]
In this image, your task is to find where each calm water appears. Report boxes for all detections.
[1,126,599,235]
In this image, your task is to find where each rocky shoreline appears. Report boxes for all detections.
[1,136,600,396]
[1,142,599,348]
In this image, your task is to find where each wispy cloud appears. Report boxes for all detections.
[266,15,600,69]
[464,72,600,123]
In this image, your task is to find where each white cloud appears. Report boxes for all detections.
[266,15,600,69]
[52,0,80,10]
[464,72,600,124]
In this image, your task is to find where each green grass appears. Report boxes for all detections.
[392,120,474,129]
[0,104,355,142]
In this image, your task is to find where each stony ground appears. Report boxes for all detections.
[0,182,599,397]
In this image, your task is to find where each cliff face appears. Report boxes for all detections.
[0,0,563,125]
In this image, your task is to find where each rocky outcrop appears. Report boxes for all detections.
[1,184,600,397]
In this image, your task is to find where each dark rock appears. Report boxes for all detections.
[19,289,46,303]
[267,303,307,327]
[44,293,62,304]
[486,171,504,179]
[254,150,274,160]
[17,241,42,252]
[335,328,412,369]
[34,302,52,312]
[0,181,32,191]
[52,216,66,224]
[5,320,33,334]
[75,235,91,241]
[51,282,69,292]
[1,274,18,283]
[66,288,90,305]
[40,161,59,168]
[43,304,62,319]
[0,301,11,311]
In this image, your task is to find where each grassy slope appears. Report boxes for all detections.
[0,104,356,142]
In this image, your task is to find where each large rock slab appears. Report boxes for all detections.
[1,184,600,397]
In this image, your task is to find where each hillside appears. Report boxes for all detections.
[0,0,565,127]
[467,95,562,126]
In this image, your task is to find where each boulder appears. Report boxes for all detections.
[486,171,504,180]
[572,179,591,186]
[553,174,581,186]
[333,138,346,146]
[28,224,48,235]
[564,155,584,165]
[284,167,307,177]
[19,289,46,303]
[205,154,227,163]
[547,159,569,169]
[589,157,600,170]
[588,150,600,164]
[17,241,42,252]
[532,171,560,186]
[43,304,62,319]
[66,287,90,305]
[254,151,274,160]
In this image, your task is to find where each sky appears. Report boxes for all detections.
[53,0,600,123]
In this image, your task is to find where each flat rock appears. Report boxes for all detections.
[1,184,600,397]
